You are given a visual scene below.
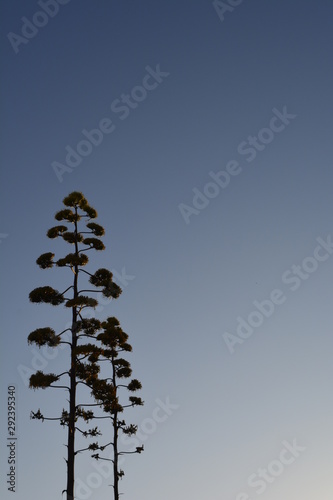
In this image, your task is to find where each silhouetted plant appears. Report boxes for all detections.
[28,192,122,500]
[90,317,144,500]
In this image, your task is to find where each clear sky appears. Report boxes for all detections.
[1,1,332,499]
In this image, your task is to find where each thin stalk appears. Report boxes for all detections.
[66,206,79,500]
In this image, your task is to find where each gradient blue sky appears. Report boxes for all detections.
[1,1,333,499]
